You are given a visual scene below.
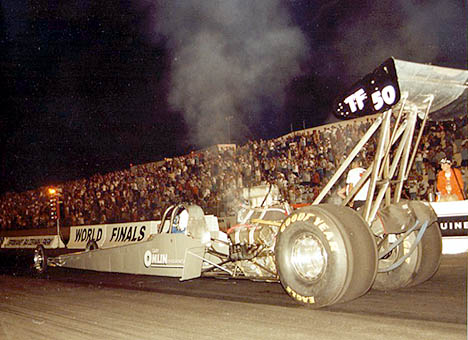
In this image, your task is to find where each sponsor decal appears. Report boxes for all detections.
[280,212,314,232]
[143,249,183,268]
[2,236,58,249]
[280,212,339,253]
[438,216,468,237]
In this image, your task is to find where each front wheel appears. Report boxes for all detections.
[86,240,99,251]
[275,204,377,308]
[33,245,47,274]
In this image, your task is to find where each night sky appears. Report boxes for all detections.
[0,0,466,193]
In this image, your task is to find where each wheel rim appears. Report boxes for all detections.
[34,248,44,271]
[377,233,413,271]
[290,233,327,281]
[87,241,97,251]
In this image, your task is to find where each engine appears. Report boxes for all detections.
[226,204,289,279]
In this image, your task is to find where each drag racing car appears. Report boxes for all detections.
[26,184,466,308]
[3,58,467,308]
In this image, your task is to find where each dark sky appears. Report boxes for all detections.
[0,0,466,193]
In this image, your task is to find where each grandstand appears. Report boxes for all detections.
[0,115,467,231]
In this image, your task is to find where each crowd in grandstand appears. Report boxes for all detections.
[0,115,467,230]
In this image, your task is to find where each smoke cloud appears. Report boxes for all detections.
[329,1,466,81]
[151,1,309,148]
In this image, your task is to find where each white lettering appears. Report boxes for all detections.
[371,91,384,110]
[439,221,468,230]
[371,85,397,111]
[381,85,396,105]
[144,250,152,267]
[152,253,168,265]
[143,250,172,268]
[344,88,367,113]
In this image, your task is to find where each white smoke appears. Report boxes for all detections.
[152,1,309,147]
[331,1,466,79]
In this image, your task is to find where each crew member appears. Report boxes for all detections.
[338,159,369,209]
[436,158,465,201]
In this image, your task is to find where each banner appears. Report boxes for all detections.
[430,200,468,237]
[1,235,65,249]
[67,225,106,249]
[67,221,159,249]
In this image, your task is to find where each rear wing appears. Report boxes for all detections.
[333,58,468,121]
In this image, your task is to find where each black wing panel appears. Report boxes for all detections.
[333,58,468,121]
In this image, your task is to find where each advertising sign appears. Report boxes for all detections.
[1,235,64,249]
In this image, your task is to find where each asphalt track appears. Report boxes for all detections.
[0,252,466,340]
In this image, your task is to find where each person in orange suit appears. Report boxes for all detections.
[436,158,465,201]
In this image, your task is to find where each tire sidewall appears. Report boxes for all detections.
[407,222,442,287]
[373,231,422,290]
[275,208,351,307]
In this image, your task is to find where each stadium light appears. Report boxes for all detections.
[48,186,62,196]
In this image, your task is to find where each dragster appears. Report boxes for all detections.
[1,58,467,308]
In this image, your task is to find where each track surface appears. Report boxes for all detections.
[0,252,466,340]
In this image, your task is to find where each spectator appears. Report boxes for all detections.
[0,114,466,230]
[436,158,465,201]
[461,141,468,168]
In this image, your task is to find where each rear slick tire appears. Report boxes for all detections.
[406,222,442,287]
[372,222,442,291]
[275,204,377,308]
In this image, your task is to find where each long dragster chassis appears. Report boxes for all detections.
[3,58,468,308]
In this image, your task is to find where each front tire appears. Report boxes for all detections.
[33,245,47,274]
[275,204,377,308]
[86,240,99,251]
